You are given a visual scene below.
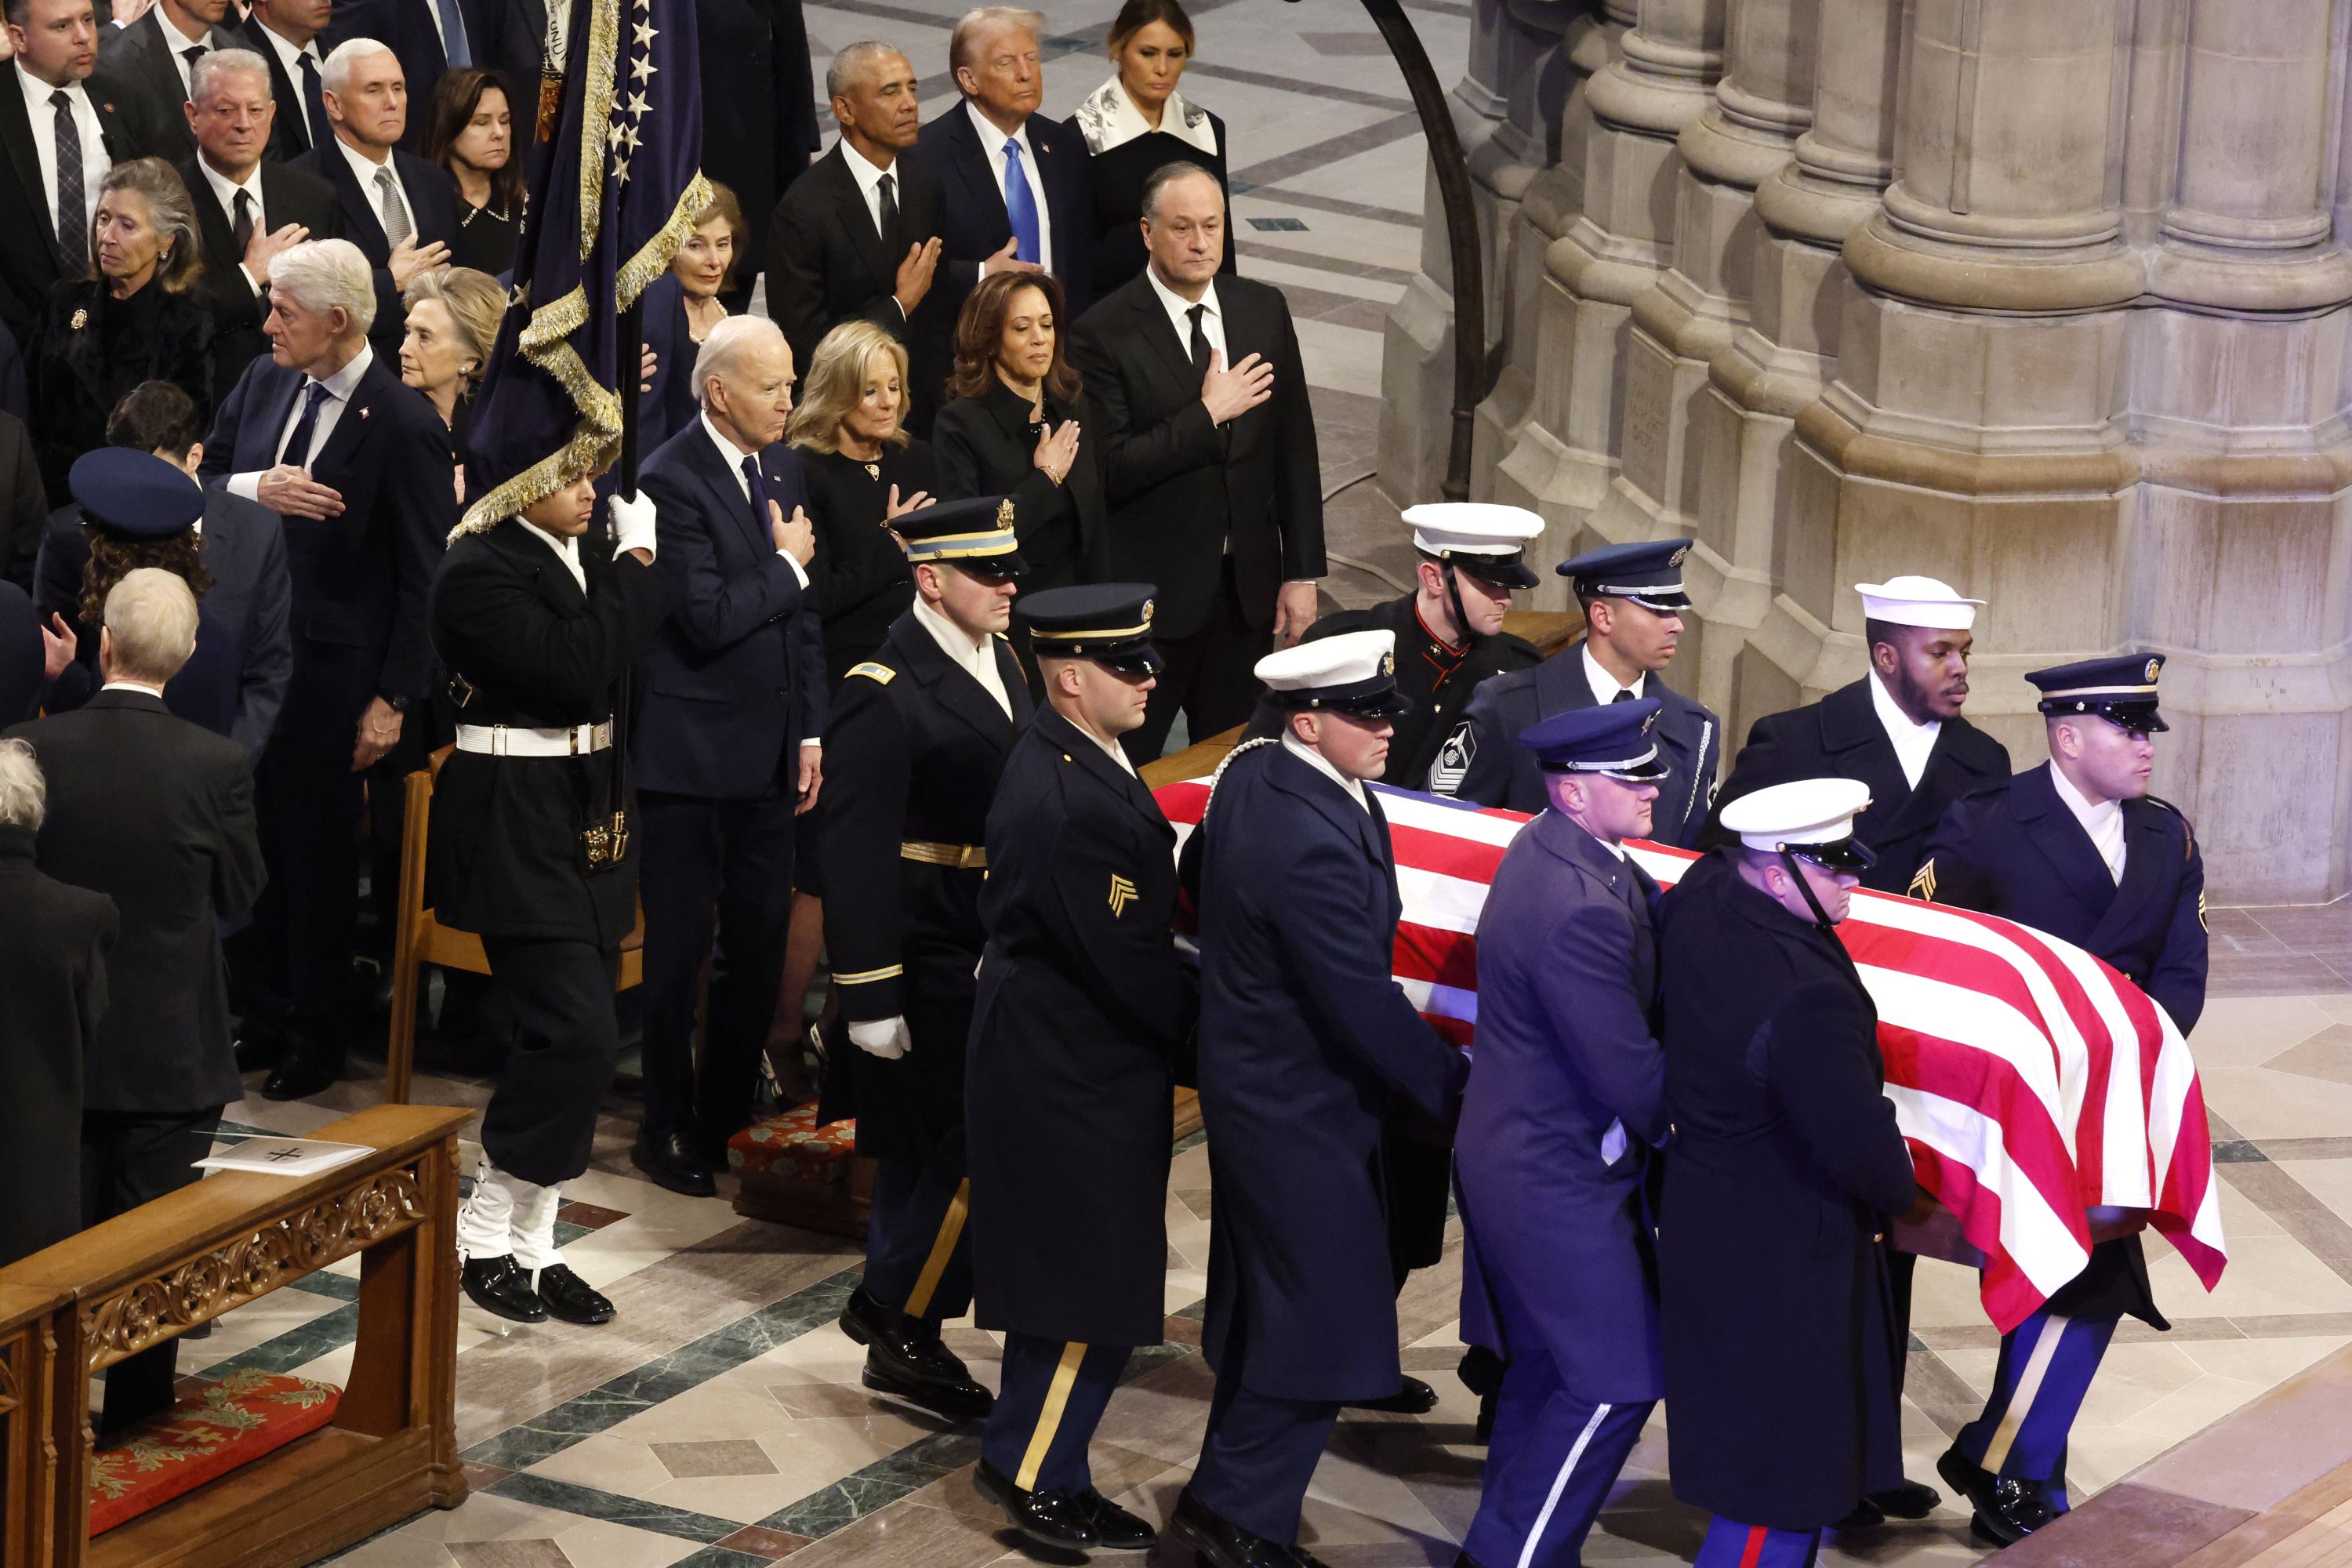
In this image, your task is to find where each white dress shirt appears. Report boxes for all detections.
[1581,644,1646,707]
[965,97,1052,274]
[1282,732,1367,813]
[101,679,169,695]
[699,413,812,592]
[249,19,325,147]
[517,517,586,592]
[337,133,414,239]
[840,136,898,246]
[16,61,108,244]
[154,7,214,94]
[198,156,269,293]
[912,593,1013,720]
[226,343,374,499]
[1145,264,1227,377]
[2049,760,2127,884]
[1868,670,1942,790]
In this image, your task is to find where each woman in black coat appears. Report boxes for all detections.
[931,270,1106,643]
[1068,0,1236,295]
[33,159,215,496]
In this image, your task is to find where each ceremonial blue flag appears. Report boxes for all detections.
[456,0,710,534]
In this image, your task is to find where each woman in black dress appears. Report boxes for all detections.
[33,159,215,496]
[1068,0,1235,295]
[422,69,524,277]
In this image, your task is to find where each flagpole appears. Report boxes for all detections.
[617,298,646,499]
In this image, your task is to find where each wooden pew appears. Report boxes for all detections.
[0,1105,472,1567]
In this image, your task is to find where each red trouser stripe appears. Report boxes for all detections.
[1737,1525,1768,1568]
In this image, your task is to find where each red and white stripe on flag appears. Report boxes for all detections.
[1156,777,2227,1333]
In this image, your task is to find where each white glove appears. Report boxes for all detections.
[608,489,658,559]
[848,1015,911,1061]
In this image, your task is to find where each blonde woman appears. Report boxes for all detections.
[399,266,506,502]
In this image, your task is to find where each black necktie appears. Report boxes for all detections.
[51,91,85,270]
[1612,688,1635,703]
[299,53,333,151]
[284,380,332,467]
[180,44,208,89]
[742,453,772,536]
[231,188,256,257]
[1187,303,1210,377]
[876,171,899,249]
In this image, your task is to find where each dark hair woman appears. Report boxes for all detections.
[932,270,1105,604]
[32,158,216,497]
[1066,0,1234,293]
[422,68,526,276]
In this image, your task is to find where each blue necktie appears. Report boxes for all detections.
[1002,137,1040,264]
[435,0,470,68]
[284,381,332,467]
[742,454,772,537]
[299,53,333,151]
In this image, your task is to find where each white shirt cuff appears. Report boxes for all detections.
[228,470,263,500]
[801,736,821,747]
[240,262,263,296]
[776,550,810,590]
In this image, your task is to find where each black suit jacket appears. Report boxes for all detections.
[286,140,457,353]
[180,154,343,393]
[0,67,154,350]
[931,375,1107,586]
[1069,271,1323,640]
[0,822,114,1267]
[5,690,265,1114]
[96,11,238,164]
[915,102,1094,325]
[198,348,454,732]
[0,578,40,724]
[1706,675,2013,893]
[325,0,504,151]
[232,16,324,162]
[767,144,953,428]
[699,0,816,301]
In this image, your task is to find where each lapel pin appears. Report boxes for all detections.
[359,405,371,419]
[71,308,88,330]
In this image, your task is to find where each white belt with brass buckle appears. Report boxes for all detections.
[453,721,613,757]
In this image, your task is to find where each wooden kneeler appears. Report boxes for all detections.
[383,747,645,1104]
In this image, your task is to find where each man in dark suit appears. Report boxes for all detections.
[916,5,1091,323]
[630,317,822,1196]
[5,556,264,1435]
[94,0,234,163]
[1915,655,2206,1548]
[234,0,334,162]
[1073,163,1322,761]
[766,42,948,427]
[34,383,292,753]
[180,49,339,393]
[1171,630,1466,1568]
[0,0,156,349]
[1433,539,1723,846]
[700,0,815,314]
[285,35,451,355]
[200,237,452,1098]
[323,0,497,149]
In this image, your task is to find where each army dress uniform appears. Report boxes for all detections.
[1915,655,2208,1544]
[815,498,1032,1421]
[1432,539,1722,848]
[1453,699,1673,1568]
[966,585,1192,1555]
[430,492,672,1327]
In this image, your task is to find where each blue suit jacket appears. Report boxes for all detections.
[1456,809,1665,1400]
[1918,762,2209,1035]
[1189,743,1465,1403]
[1433,642,1722,847]
[913,102,1094,326]
[284,143,460,354]
[633,420,824,798]
[325,0,505,150]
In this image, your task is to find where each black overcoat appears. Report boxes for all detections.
[931,376,1107,590]
[967,707,1191,1346]
[1656,851,1918,1532]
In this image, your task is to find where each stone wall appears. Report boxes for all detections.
[1381,0,2352,904]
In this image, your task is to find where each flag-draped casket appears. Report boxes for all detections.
[1155,778,2227,1334]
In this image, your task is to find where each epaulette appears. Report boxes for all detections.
[848,662,896,684]
[2143,793,2194,858]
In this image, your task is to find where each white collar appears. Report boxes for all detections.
[516,518,586,590]
[1280,732,1367,813]
[336,130,397,185]
[252,16,318,66]
[154,7,208,56]
[1581,643,1644,706]
[1868,669,1941,742]
[308,341,372,399]
[840,136,896,192]
[964,96,1031,155]
[2048,758,2121,828]
[912,592,991,669]
[1072,74,1220,156]
[1145,263,1217,325]
[15,59,85,111]
[198,153,263,209]
[100,679,167,696]
[701,410,755,486]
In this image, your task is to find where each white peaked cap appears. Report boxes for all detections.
[1855,575,1984,631]
[1402,502,1544,557]
[1255,629,1396,694]
[1718,778,1874,851]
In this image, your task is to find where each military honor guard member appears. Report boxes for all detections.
[1658,779,1926,1567]
[966,583,1189,1554]
[430,472,670,1327]
[817,496,1033,1424]
[1453,698,1671,1568]
[1432,539,1721,848]
[1171,630,1469,1568]
[1914,654,2207,1544]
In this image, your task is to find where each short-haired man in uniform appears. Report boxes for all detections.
[818,495,1031,1424]
[430,469,669,1327]
[1432,539,1720,848]
[966,583,1188,1555]
[1453,698,1672,1568]
[1171,630,1468,1568]
[1659,779,1926,1567]
[1913,654,2207,1546]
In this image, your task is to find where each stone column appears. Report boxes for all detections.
[1377,0,1583,508]
[1485,0,1726,603]
[2129,0,2352,901]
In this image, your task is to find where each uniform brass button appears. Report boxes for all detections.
[1872,1232,1884,1243]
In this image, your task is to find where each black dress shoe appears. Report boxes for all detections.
[1077,1487,1156,1551]
[630,1129,716,1197]
[536,1264,615,1325]
[461,1256,547,1323]
[1344,1374,1438,1414]
[1937,1446,2053,1546]
[972,1459,1098,1550]
[1832,1496,1886,1531]
[1169,1489,1296,1568]
[839,1287,993,1421]
[262,1042,343,1102]
[1870,1478,1941,1519]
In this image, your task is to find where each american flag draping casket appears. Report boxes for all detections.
[1154,775,2228,1334]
